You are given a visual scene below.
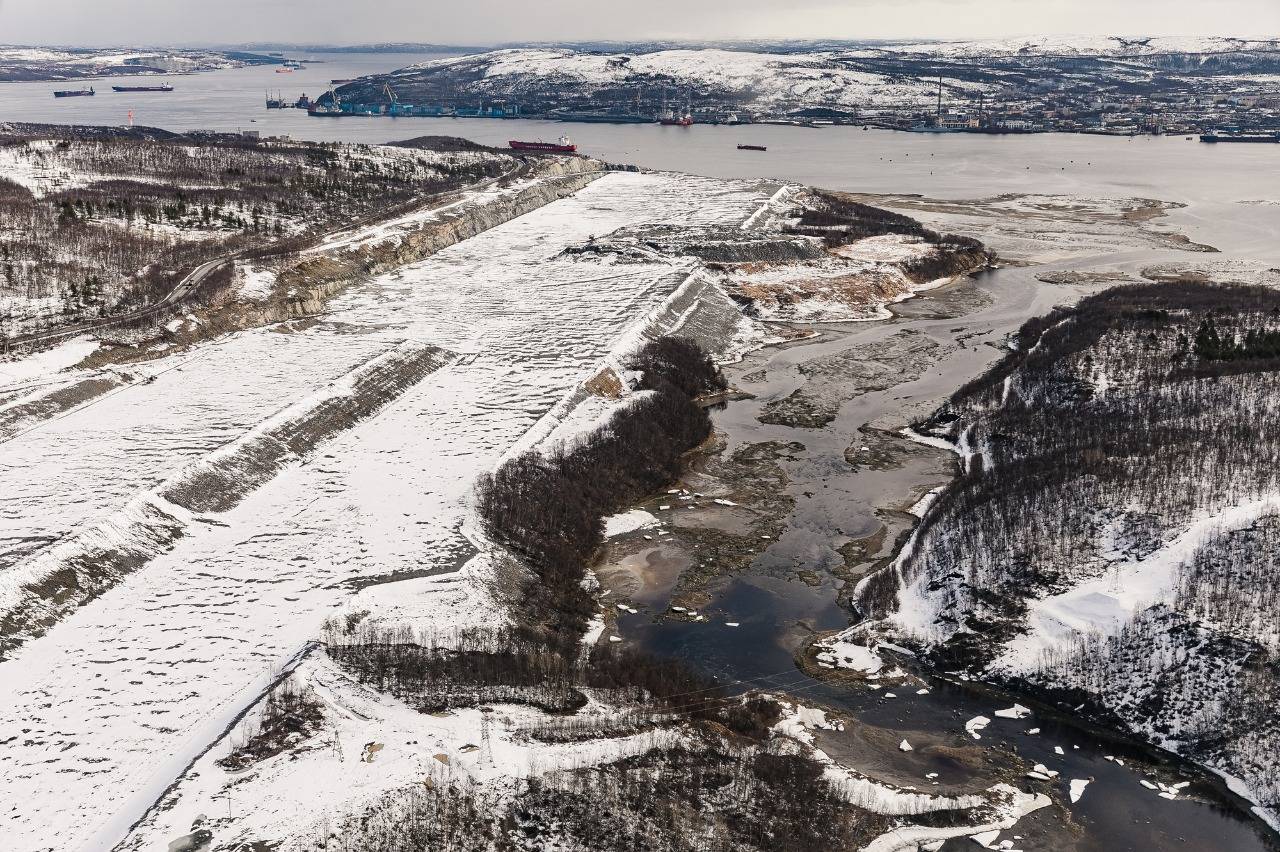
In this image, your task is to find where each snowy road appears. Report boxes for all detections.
[0,171,776,852]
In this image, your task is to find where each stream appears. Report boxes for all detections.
[617,256,1280,851]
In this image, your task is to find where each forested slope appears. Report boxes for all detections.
[862,282,1280,824]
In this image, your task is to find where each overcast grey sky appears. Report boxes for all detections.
[1,0,1277,47]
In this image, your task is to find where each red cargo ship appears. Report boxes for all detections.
[508,136,577,154]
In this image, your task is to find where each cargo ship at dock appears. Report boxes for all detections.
[509,137,577,154]
[1200,130,1280,143]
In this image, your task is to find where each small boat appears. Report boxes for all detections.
[53,87,94,98]
[509,136,577,154]
[275,67,293,74]
[111,83,173,93]
[737,144,767,151]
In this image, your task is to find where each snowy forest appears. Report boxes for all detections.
[865,281,1280,815]
[0,131,510,336]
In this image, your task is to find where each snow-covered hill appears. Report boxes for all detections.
[853,282,1280,830]
[346,39,1280,119]
[369,47,984,112]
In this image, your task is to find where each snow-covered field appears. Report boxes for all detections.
[0,170,782,852]
[118,655,695,851]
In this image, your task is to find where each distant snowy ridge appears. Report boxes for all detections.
[862,35,1280,58]
[0,46,266,81]
[377,47,992,111]
[356,36,1280,117]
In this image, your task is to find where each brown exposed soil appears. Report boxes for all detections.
[595,435,801,613]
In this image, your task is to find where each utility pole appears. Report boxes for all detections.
[479,706,494,768]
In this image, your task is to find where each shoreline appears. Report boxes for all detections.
[597,250,1280,849]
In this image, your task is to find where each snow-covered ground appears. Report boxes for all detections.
[995,494,1280,671]
[118,654,694,851]
[0,170,781,852]
[0,137,512,338]
[862,293,1280,828]
[855,193,1209,264]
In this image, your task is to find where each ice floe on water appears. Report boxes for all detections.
[603,508,659,538]
[817,640,884,674]
[965,715,992,739]
[993,703,1032,719]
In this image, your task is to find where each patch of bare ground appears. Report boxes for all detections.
[596,435,801,613]
[759,329,956,429]
[811,713,1021,795]
[1036,270,1137,286]
[887,272,994,320]
[841,191,1219,259]
[217,676,326,771]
